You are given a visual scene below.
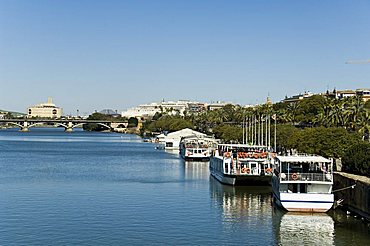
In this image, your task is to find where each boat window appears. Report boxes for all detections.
[288,183,298,193]
[299,184,307,193]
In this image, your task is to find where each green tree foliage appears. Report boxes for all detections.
[212,124,242,143]
[342,142,370,177]
[83,113,127,131]
[365,100,370,111]
[292,127,361,158]
[274,124,299,151]
[295,95,326,125]
[146,115,194,132]
[128,117,139,128]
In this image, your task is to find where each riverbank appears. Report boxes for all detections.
[334,172,370,221]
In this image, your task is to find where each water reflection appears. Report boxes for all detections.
[209,177,275,244]
[273,211,335,245]
[330,209,370,244]
[183,161,210,181]
[210,177,272,218]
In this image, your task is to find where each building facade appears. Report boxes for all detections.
[325,88,370,102]
[27,98,63,118]
[121,100,208,118]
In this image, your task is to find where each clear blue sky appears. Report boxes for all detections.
[1,0,369,115]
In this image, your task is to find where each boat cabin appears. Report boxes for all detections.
[215,144,274,176]
[274,155,333,194]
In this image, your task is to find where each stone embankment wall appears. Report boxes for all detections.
[334,172,370,220]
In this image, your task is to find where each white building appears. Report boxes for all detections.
[206,101,228,110]
[27,98,63,118]
[122,100,207,118]
[122,102,162,118]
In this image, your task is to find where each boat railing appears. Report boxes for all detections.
[280,172,333,182]
[228,166,273,176]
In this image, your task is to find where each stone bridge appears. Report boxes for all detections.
[0,119,128,132]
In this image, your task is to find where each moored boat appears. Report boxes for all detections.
[210,144,274,186]
[272,155,334,212]
[179,135,218,161]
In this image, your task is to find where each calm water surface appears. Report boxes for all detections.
[0,128,369,245]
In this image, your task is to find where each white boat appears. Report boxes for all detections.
[210,144,274,186]
[272,155,334,212]
[179,135,218,161]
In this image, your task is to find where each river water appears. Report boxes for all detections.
[0,128,369,245]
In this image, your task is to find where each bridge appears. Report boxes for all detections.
[0,119,128,132]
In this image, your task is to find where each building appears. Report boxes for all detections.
[121,100,208,118]
[283,92,314,103]
[122,102,162,118]
[27,98,63,118]
[99,109,121,117]
[356,88,370,102]
[325,88,370,102]
[206,101,228,110]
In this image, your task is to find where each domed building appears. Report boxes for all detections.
[27,98,62,118]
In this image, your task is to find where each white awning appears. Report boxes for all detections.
[276,155,331,163]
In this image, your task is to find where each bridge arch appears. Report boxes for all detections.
[6,122,23,128]
[96,123,112,130]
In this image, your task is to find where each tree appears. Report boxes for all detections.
[128,117,139,128]
[365,100,370,111]
[212,124,243,143]
[342,142,370,177]
[293,127,361,158]
[296,95,326,125]
[273,124,299,152]
[343,96,365,131]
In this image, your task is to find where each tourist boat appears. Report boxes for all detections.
[179,135,218,161]
[272,155,334,212]
[209,144,274,186]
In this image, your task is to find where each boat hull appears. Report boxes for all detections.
[210,164,271,186]
[182,156,210,161]
[273,190,334,212]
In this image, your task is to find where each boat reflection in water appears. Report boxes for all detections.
[209,176,275,244]
[183,161,210,181]
[273,210,335,245]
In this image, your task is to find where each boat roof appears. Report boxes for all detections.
[181,134,217,140]
[218,144,267,148]
[163,128,207,139]
[276,155,331,163]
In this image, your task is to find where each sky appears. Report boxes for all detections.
[1,0,370,115]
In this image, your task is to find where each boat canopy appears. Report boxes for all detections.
[276,155,331,163]
[218,144,267,148]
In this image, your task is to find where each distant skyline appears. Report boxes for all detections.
[1,0,370,115]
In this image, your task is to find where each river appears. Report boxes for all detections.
[0,128,369,245]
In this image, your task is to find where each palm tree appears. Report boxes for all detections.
[327,99,345,127]
[357,110,370,141]
[343,96,365,131]
[286,102,300,125]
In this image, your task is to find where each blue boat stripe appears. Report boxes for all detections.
[280,200,333,203]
